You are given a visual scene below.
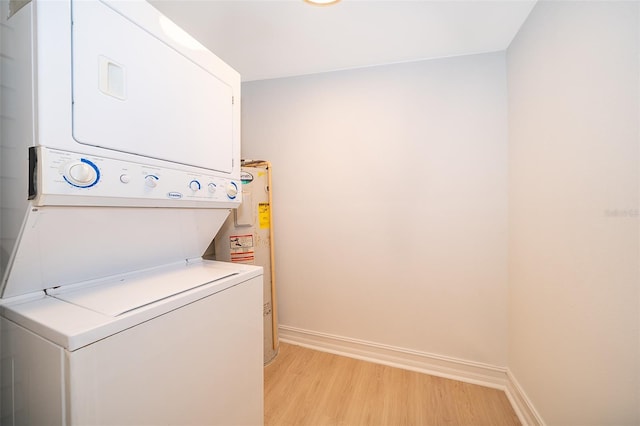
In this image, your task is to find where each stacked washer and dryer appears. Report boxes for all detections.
[0,1,263,425]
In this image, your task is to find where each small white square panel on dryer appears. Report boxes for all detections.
[99,56,126,100]
[71,0,234,173]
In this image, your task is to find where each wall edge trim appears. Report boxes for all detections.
[279,325,548,423]
[504,369,546,426]
[279,324,507,389]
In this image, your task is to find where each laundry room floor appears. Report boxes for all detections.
[264,342,520,426]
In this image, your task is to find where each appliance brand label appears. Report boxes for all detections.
[241,171,254,184]
[167,192,183,199]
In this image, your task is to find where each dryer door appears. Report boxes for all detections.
[71,0,234,173]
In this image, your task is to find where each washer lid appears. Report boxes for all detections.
[1,206,230,299]
[50,263,237,317]
[1,261,263,351]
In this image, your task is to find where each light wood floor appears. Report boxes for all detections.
[264,343,520,426]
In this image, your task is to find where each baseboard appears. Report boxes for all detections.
[278,325,507,389]
[505,370,546,426]
[279,325,546,425]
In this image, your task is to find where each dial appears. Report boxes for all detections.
[145,175,159,188]
[226,182,238,199]
[63,159,100,188]
[189,180,201,191]
[208,183,217,194]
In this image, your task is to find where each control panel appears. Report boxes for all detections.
[34,148,242,207]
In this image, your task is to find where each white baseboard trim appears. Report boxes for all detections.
[278,325,543,426]
[278,325,507,389]
[505,370,546,426]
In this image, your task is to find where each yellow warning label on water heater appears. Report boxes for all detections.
[259,203,270,229]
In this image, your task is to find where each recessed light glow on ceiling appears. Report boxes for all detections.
[304,0,341,6]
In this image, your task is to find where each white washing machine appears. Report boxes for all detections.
[1,259,263,425]
[0,1,263,424]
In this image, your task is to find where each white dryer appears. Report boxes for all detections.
[0,1,263,425]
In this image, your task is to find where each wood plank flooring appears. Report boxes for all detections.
[265,343,520,426]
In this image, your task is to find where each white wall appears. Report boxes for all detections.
[242,53,509,366]
[507,1,639,425]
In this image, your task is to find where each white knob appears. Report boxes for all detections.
[208,183,216,194]
[145,175,158,188]
[64,160,99,187]
[120,174,130,184]
[226,182,238,198]
[189,180,201,191]
[69,163,94,183]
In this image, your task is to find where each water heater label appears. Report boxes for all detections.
[259,203,270,229]
[229,234,255,264]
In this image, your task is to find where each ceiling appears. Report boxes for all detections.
[150,0,537,82]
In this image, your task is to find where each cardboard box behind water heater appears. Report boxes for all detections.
[205,166,278,364]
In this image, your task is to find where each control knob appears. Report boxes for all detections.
[63,159,100,188]
[145,175,159,188]
[189,180,201,191]
[226,182,238,199]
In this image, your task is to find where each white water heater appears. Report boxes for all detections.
[205,163,278,364]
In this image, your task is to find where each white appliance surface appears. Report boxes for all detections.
[1,262,264,425]
[2,205,232,298]
[29,0,240,175]
[2,260,261,351]
[72,1,233,173]
[51,262,237,317]
[0,0,263,424]
[35,147,242,208]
